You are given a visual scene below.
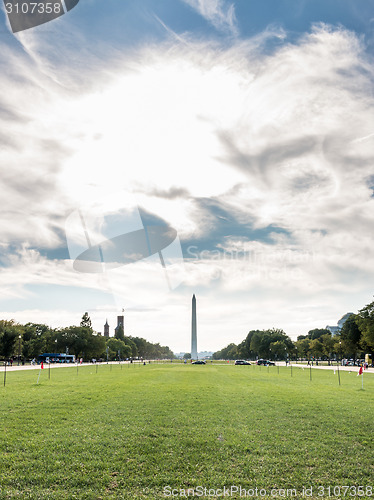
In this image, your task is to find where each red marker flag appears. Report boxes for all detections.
[358,365,363,376]
[41,362,44,370]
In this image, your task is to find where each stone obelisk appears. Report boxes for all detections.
[191,294,198,359]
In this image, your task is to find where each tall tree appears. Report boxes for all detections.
[21,323,51,359]
[114,324,125,342]
[80,312,92,329]
[250,329,293,359]
[307,328,331,340]
[0,320,20,358]
[106,338,131,360]
[269,340,288,359]
[309,338,324,358]
[213,343,239,360]
[319,334,336,359]
[238,330,262,359]
[295,338,311,359]
[356,300,374,352]
[340,314,361,360]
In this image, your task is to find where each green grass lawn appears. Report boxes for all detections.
[0,364,373,499]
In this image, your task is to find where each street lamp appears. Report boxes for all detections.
[18,334,21,366]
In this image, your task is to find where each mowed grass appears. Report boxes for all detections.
[0,364,373,499]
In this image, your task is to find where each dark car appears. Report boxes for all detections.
[235,360,251,365]
[257,359,275,366]
[192,360,206,364]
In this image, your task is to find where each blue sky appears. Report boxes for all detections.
[1,0,374,352]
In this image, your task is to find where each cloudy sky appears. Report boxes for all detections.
[1,0,374,353]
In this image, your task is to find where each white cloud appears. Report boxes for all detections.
[180,0,238,36]
[0,23,374,349]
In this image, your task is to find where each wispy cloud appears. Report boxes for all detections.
[0,21,374,346]
[181,0,239,36]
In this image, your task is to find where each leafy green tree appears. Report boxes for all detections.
[339,314,361,360]
[250,329,293,359]
[124,336,138,358]
[80,312,92,329]
[213,343,239,360]
[355,301,374,352]
[295,338,311,359]
[88,334,107,359]
[106,338,131,360]
[319,333,335,359]
[126,337,174,359]
[0,320,20,359]
[183,353,191,359]
[237,330,262,359]
[0,317,175,362]
[114,324,125,342]
[269,340,288,360]
[307,328,331,340]
[21,323,51,359]
[131,337,148,357]
[297,334,308,341]
[55,325,103,359]
[309,338,324,358]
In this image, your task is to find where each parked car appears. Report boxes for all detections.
[257,359,275,366]
[235,360,251,365]
[192,360,206,365]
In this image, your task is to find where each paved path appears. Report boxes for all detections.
[1,361,373,374]
[0,361,131,372]
[287,362,374,374]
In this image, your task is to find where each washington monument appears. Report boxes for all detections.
[191,294,198,359]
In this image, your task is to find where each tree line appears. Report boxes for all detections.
[0,313,174,362]
[213,298,374,361]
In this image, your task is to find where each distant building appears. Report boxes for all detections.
[338,313,354,329]
[114,315,124,337]
[174,352,186,359]
[198,351,214,359]
[104,320,110,338]
[326,312,354,336]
